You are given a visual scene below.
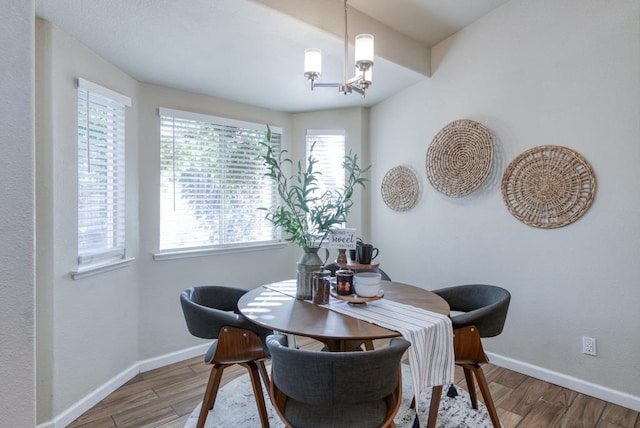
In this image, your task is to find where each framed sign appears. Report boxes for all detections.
[328,228,357,249]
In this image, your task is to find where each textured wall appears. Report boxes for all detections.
[0,0,35,426]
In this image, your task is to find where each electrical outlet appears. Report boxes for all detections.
[582,336,597,356]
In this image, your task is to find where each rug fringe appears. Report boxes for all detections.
[447,384,458,398]
[411,413,420,428]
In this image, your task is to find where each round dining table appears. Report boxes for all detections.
[238,279,450,351]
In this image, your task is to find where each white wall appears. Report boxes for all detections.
[0,1,35,427]
[35,19,141,422]
[369,0,640,402]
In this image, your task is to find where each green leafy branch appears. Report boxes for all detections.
[259,127,370,248]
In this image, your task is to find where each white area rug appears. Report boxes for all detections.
[184,364,491,427]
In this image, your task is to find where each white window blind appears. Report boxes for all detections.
[159,108,282,251]
[77,78,130,266]
[306,129,346,198]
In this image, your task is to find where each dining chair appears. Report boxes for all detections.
[427,284,511,428]
[180,285,273,428]
[266,334,410,428]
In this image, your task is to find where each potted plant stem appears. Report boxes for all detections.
[259,128,369,299]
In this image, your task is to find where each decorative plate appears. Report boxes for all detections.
[381,166,420,211]
[426,119,494,197]
[501,145,596,228]
[330,288,384,304]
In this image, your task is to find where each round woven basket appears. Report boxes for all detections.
[501,145,596,228]
[381,166,419,211]
[426,119,494,197]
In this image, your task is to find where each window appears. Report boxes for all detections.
[159,108,282,251]
[77,78,130,268]
[305,129,346,198]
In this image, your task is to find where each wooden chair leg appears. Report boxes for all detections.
[243,362,270,428]
[364,340,374,351]
[197,364,225,428]
[470,364,500,428]
[257,359,270,394]
[462,366,478,409]
[410,396,415,409]
[426,385,443,428]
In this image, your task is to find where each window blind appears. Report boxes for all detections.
[77,79,130,266]
[159,108,282,250]
[306,129,346,197]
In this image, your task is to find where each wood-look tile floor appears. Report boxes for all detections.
[69,337,639,428]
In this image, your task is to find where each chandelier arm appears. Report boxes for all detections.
[313,82,341,88]
[349,85,365,96]
[345,75,363,85]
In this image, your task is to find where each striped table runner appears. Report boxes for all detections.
[262,282,455,412]
[327,298,455,410]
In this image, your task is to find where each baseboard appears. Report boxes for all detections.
[138,342,210,373]
[487,352,640,412]
[36,343,210,428]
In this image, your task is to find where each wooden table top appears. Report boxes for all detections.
[238,280,449,349]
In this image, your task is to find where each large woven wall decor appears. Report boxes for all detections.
[381,166,420,211]
[426,119,494,197]
[501,145,596,228]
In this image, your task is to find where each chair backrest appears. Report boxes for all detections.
[452,325,490,364]
[432,284,511,337]
[180,285,268,341]
[267,335,410,406]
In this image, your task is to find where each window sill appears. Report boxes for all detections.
[71,257,135,280]
[152,242,288,261]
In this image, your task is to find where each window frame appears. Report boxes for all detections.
[72,78,133,279]
[154,108,285,259]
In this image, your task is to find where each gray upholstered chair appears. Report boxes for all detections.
[433,284,510,336]
[266,334,410,428]
[180,285,273,428]
[429,284,511,428]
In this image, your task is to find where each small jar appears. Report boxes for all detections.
[312,270,331,305]
[335,269,354,295]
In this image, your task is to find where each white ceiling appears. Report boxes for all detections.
[35,0,509,113]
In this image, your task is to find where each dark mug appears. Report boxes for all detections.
[336,269,354,295]
[348,238,362,263]
[356,243,379,265]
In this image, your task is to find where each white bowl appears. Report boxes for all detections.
[354,282,381,297]
[354,273,382,297]
[354,272,382,285]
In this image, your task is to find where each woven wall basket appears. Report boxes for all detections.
[501,145,596,229]
[381,166,419,211]
[426,119,494,197]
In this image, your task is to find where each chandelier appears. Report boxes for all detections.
[303,0,374,96]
